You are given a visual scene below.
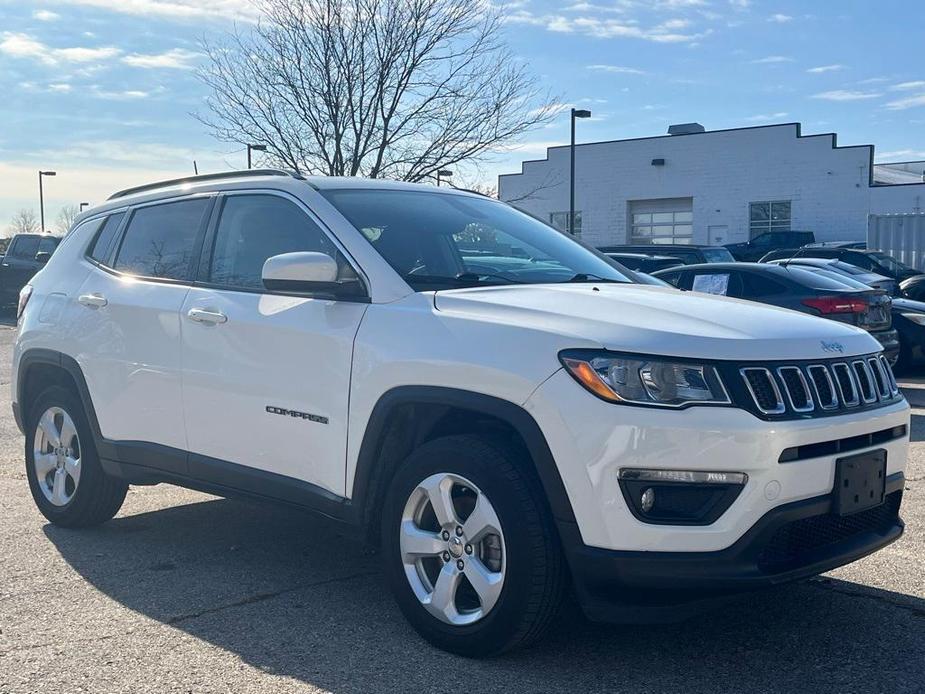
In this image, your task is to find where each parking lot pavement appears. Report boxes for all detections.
[0,324,922,694]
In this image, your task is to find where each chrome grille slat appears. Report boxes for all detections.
[740,368,785,414]
[737,354,900,418]
[776,366,814,412]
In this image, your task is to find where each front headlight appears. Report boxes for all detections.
[901,312,925,326]
[559,350,730,408]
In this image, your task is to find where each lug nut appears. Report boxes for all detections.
[456,559,465,570]
[455,526,464,536]
[441,530,450,541]
[465,544,473,555]
[442,551,450,561]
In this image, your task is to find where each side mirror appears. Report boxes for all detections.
[35,251,51,264]
[261,252,366,299]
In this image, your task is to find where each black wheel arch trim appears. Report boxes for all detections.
[17,353,577,534]
[350,385,577,527]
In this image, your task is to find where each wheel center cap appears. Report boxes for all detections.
[447,536,464,558]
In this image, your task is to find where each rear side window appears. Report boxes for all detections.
[37,236,58,254]
[88,212,126,264]
[10,236,40,260]
[114,199,209,280]
[739,272,787,296]
[207,194,345,290]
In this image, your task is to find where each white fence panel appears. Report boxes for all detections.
[868,214,925,271]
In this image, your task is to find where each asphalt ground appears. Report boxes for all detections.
[0,321,922,693]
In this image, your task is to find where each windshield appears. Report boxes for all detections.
[701,247,735,262]
[868,252,914,274]
[321,189,632,290]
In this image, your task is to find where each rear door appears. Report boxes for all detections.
[71,197,212,461]
[179,191,368,496]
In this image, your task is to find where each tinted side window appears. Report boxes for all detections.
[740,272,787,296]
[845,252,875,270]
[655,270,684,287]
[114,199,209,280]
[208,195,342,290]
[38,236,58,254]
[88,212,126,264]
[10,237,39,259]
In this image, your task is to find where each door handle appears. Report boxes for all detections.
[77,293,108,308]
[187,308,228,324]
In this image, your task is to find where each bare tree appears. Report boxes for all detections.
[8,209,39,236]
[55,205,81,235]
[196,0,559,181]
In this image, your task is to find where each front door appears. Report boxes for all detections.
[179,192,367,496]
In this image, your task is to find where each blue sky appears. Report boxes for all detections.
[1,0,924,231]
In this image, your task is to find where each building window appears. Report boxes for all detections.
[631,210,693,245]
[749,201,791,238]
[550,211,581,235]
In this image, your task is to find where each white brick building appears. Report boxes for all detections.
[497,122,925,248]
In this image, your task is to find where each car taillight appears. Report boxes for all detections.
[17,285,33,320]
[802,296,868,314]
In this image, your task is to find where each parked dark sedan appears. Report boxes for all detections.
[653,262,899,364]
[725,230,815,262]
[604,252,683,274]
[759,247,921,283]
[597,244,734,264]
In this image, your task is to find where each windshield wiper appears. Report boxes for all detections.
[564,273,622,283]
[455,272,524,285]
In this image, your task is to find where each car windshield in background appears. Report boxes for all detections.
[782,266,862,291]
[701,247,735,262]
[868,252,915,274]
[321,189,632,290]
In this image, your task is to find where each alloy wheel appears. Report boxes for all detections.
[33,406,81,507]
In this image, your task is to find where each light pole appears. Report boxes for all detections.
[79,202,90,212]
[247,144,267,169]
[38,171,57,233]
[436,169,453,187]
[569,108,591,235]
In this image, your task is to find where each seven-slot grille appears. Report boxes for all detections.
[739,354,899,417]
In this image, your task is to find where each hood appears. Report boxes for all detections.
[434,284,880,361]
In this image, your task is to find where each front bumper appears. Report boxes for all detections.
[560,474,904,622]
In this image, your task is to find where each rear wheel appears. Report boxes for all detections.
[25,385,127,527]
[381,434,566,657]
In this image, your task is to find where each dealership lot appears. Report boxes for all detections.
[0,322,922,694]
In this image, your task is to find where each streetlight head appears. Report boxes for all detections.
[438,169,454,177]
[249,144,267,152]
[572,109,592,119]
[41,170,57,176]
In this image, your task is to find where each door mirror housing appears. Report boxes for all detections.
[261,252,366,300]
[35,251,51,264]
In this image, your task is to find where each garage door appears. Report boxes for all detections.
[629,198,693,245]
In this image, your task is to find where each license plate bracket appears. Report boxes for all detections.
[833,449,886,516]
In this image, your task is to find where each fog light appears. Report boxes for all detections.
[618,468,748,526]
[640,487,655,513]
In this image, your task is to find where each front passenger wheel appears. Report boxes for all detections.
[381,434,566,657]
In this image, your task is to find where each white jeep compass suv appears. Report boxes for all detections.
[13,170,909,656]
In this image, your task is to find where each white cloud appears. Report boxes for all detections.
[751,55,794,64]
[890,81,925,91]
[729,0,751,7]
[884,94,925,111]
[811,89,882,101]
[807,64,844,74]
[767,14,792,23]
[49,0,258,21]
[48,83,72,92]
[876,150,925,161]
[504,11,711,43]
[0,32,120,65]
[90,87,151,100]
[586,64,646,75]
[744,112,789,122]
[33,9,61,21]
[122,48,201,69]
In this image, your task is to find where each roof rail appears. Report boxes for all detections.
[107,169,305,200]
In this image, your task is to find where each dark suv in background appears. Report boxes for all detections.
[0,234,60,305]
[597,244,734,264]
[724,230,815,261]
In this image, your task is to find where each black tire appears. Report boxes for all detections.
[381,434,567,657]
[25,385,128,527]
